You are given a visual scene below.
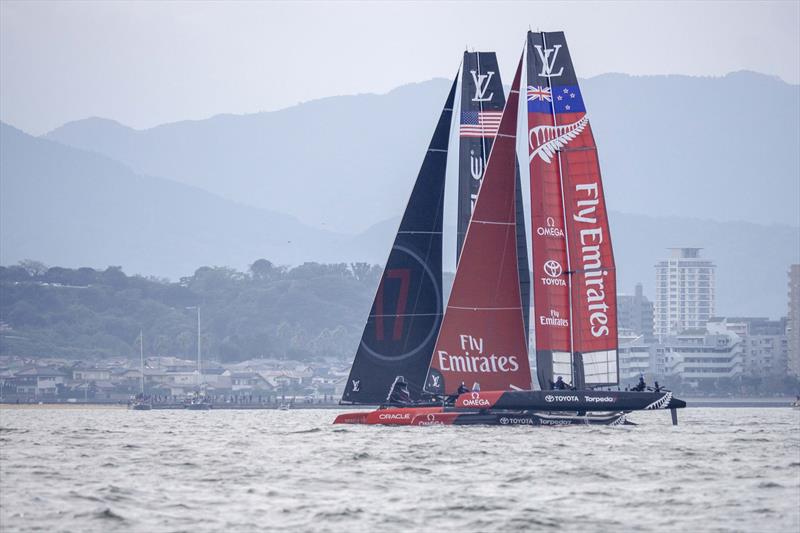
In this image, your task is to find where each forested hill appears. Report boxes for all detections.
[0,260,382,362]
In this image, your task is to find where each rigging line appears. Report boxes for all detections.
[543,31,577,388]
[369,313,442,318]
[471,220,514,226]
[448,306,522,311]
[475,52,490,202]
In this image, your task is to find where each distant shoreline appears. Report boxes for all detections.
[1,398,797,410]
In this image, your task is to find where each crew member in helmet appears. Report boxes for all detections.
[554,376,567,390]
[387,376,412,405]
[457,381,470,394]
[632,374,647,392]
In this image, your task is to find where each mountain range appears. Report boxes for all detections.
[1,71,798,319]
[43,71,799,233]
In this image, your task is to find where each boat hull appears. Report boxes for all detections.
[455,390,686,412]
[334,407,445,426]
[411,410,630,426]
[185,403,212,410]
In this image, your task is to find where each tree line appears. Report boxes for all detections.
[0,259,383,363]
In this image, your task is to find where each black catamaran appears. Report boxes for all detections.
[340,77,456,406]
[335,33,686,427]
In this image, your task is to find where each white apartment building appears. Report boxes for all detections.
[655,248,715,337]
[657,322,744,384]
[618,329,653,382]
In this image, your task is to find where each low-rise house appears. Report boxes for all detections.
[231,371,274,396]
[13,367,67,396]
[72,367,111,382]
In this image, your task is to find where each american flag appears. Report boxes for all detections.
[460,111,503,138]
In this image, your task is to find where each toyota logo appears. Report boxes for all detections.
[500,417,509,424]
[543,260,562,278]
[545,394,555,402]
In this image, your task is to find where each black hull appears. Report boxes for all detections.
[457,389,686,412]
[450,411,630,426]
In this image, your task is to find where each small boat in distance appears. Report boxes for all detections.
[129,330,152,410]
[185,392,212,410]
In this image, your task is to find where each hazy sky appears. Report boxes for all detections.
[2,0,798,135]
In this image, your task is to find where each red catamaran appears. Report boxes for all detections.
[335,32,685,427]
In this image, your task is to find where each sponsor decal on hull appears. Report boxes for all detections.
[544,394,580,403]
[499,416,536,425]
[460,392,492,408]
[540,418,574,426]
[365,407,443,426]
[455,391,503,409]
[584,395,615,403]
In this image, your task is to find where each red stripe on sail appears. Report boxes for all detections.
[561,128,618,356]
[427,56,532,394]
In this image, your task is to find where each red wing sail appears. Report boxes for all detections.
[425,57,532,395]
[526,31,618,387]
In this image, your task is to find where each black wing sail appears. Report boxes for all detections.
[341,77,457,404]
[457,51,530,339]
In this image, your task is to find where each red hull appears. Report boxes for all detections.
[333,407,444,426]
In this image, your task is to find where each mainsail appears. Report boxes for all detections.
[341,77,457,404]
[426,57,532,395]
[457,51,531,340]
[526,31,618,388]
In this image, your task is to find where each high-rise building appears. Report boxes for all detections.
[654,248,715,337]
[788,265,800,378]
[618,283,655,340]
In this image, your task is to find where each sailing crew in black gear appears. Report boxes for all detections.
[554,376,567,390]
[387,376,412,405]
[632,375,646,392]
[457,382,470,394]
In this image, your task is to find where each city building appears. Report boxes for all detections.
[618,329,654,382]
[656,322,744,387]
[655,248,715,337]
[709,317,788,379]
[618,283,655,339]
[789,265,800,378]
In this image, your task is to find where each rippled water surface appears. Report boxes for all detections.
[1,407,798,532]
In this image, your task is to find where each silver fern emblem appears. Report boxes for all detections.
[644,392,673,410]
[529,115,589,164]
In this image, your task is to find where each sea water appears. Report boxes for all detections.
[1,407,798,532]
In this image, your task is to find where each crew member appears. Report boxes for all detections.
[457,381,470,394]
[554,376,567,390]
[632,374,646,392]
[387,376,412,405]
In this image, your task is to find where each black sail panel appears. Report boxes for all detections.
[456,52,505,261]
[515,163,531,340]
[341,78,456,404]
